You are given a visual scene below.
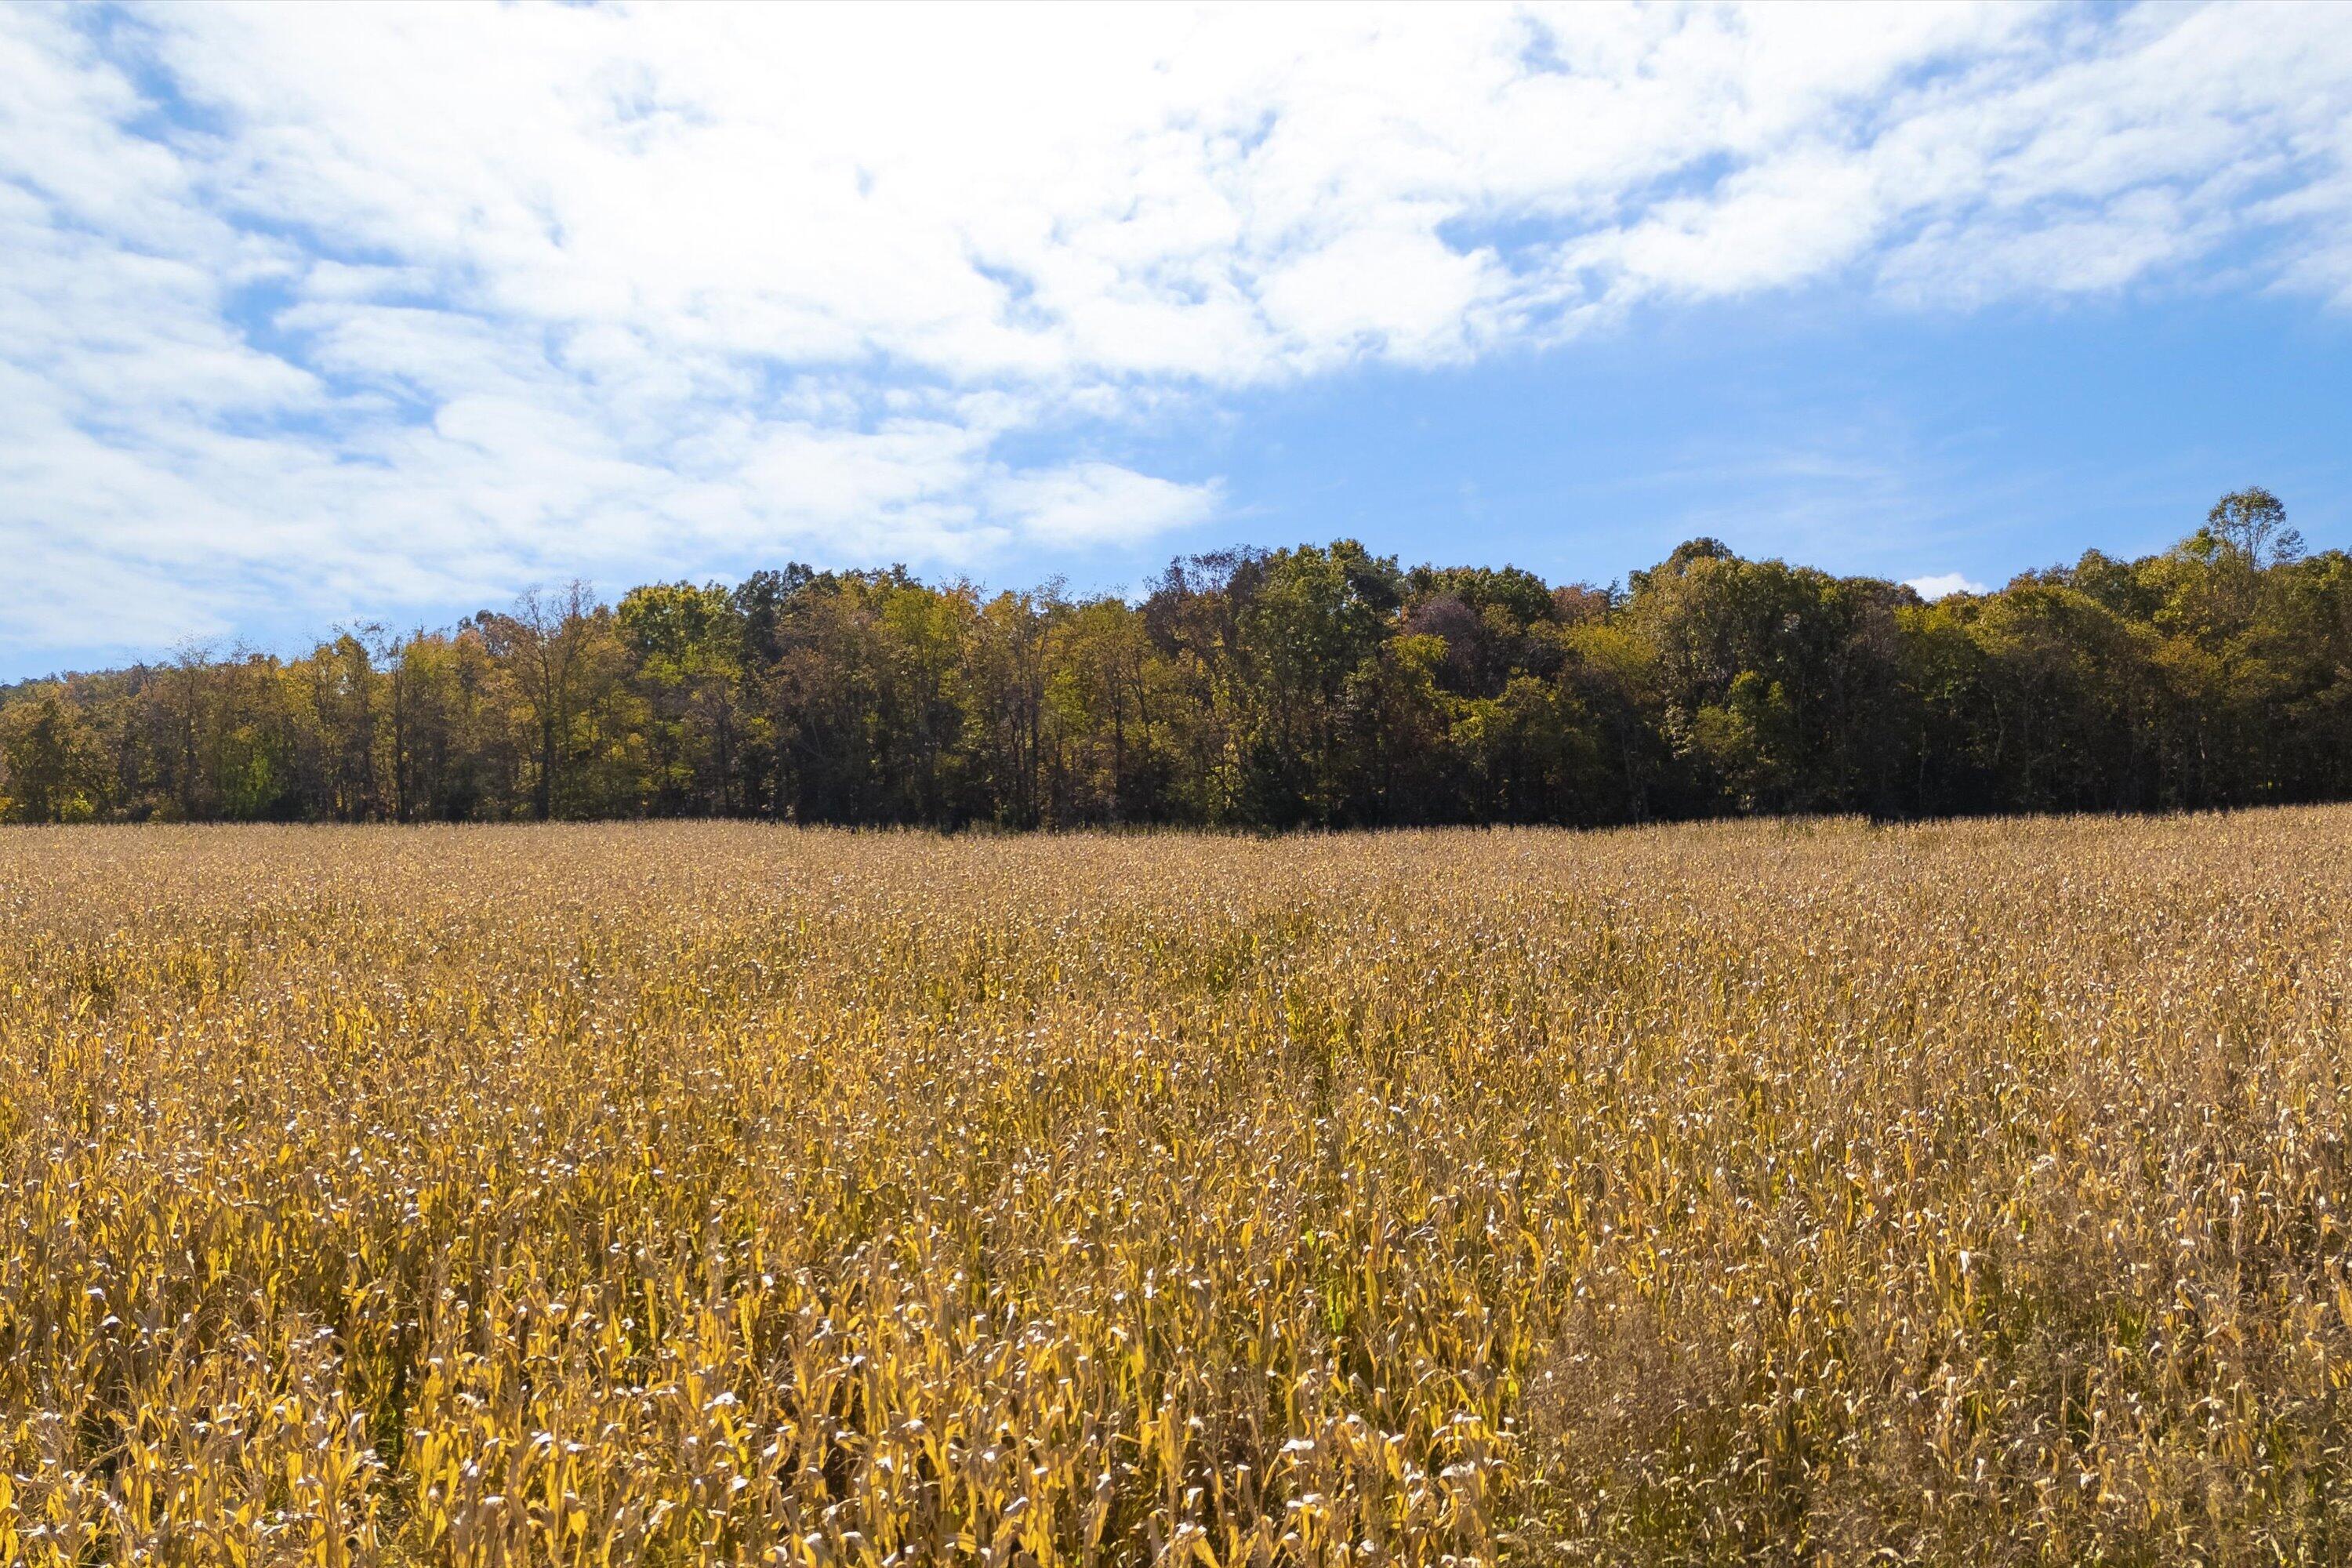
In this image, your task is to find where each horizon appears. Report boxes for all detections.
[0,492,2304,688]
[7,2,2352,681]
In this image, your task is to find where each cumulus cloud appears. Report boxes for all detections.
[1906,572,1991,601]
[2,2,2350,665]
[989,463,1223,547]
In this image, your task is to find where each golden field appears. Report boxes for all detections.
[3,812,2351,1565]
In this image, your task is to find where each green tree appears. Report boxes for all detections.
[1234,540,1404,824]
[618,582,746,815]
[2,488,2343,829]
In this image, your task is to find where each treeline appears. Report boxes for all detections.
[4,489,2346,829]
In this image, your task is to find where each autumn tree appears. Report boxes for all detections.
[0,691,109,822]
[5,487,2345,829]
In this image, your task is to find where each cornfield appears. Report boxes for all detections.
[4,811,2351,1565]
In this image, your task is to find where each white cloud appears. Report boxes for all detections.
[2,1,2350,666]
[989,463,1222,547]
[1906,572,1990,601]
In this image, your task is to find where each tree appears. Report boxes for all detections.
[309,630,383,820]
[3,490,2344,829]
[1234,541,1404,824]
[478,582,606,820]
[2204,487,2303,569]
[0,691,108,822]
[618,583,746,815]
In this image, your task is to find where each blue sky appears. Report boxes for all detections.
[1070,291,2352,597]
[4,2,2351,679]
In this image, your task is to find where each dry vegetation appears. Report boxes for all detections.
[3,811,2351,1564]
